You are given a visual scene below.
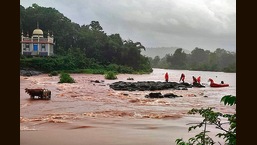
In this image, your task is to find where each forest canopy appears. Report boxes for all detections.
[20,4,235,73]
[148,47,236,72]
[20,4,152,73]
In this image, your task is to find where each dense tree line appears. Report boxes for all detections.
[149,47,236,72]
[20,4,235,73]
[20,4,152,73]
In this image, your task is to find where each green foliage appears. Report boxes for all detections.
[89,69,105,74]
[176,131,215,145]
[221,95,236,106]
[170,48,187,69]
[106,64,119,71]
[175,95,236,145]
[20,4,152,74]
[118,65,134,74]
[148,47,236,72]
[150,56,161,68]
[104,71,117,80]
[58,73,75,83]
[20,55,86,72]
[106,64,134,74]
[222,62,236,73]
[63,69,105,74]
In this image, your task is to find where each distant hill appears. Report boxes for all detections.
[141,47,191,58]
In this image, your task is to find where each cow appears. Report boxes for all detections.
[25,88,51,99]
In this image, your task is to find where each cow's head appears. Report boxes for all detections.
[25,88,29,93]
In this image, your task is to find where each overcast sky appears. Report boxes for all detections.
[20,0,236,52]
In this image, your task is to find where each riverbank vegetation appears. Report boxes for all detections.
[149,48,236,73]
[20,4,235,74]
[20,4,152,74]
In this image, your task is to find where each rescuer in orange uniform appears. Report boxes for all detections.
[165,72,169,82]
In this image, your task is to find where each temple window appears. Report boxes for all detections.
[25,44,30,51]
[41,44,46,51]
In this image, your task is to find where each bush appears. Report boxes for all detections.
[106,64,119,71]
[104,71,117,80]
[58,73,75,83]
[20,56,152,74]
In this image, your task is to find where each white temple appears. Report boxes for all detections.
[20,25,54,56]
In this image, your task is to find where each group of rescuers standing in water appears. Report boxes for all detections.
[165,72,199,83]
[164,72,225,85]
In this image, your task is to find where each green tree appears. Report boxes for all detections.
[215,48,236,71]
[20,3,80,54]
[170,48,187,69]
[105,33,123,63]
[207,52,218,71]
[20,4,152,74]
[82,21,108,62]
[189,47,210,70]
[151,56,161,67]
[119,39,146,70]
[20,5,26,32]
[88,21,103,32]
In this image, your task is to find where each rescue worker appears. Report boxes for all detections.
[192,76,197,83]
[197,76,201,83]
[179,73,185,83]
[165,72,169,82]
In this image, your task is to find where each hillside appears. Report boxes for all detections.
[141,47,191,58]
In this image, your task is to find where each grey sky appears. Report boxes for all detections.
[20,0,236,52]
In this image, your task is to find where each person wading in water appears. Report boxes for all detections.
[165,72,169,82]
[179,73,185,83]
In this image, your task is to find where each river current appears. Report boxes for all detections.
[20,68,236,145]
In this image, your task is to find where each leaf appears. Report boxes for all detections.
[175,138,183,144]
[221,95,236,106]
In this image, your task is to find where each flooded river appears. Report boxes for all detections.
[20,68,236,145]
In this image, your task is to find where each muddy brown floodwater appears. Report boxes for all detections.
[20,69,236,145]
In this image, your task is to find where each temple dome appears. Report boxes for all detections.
[33,28,43,35]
